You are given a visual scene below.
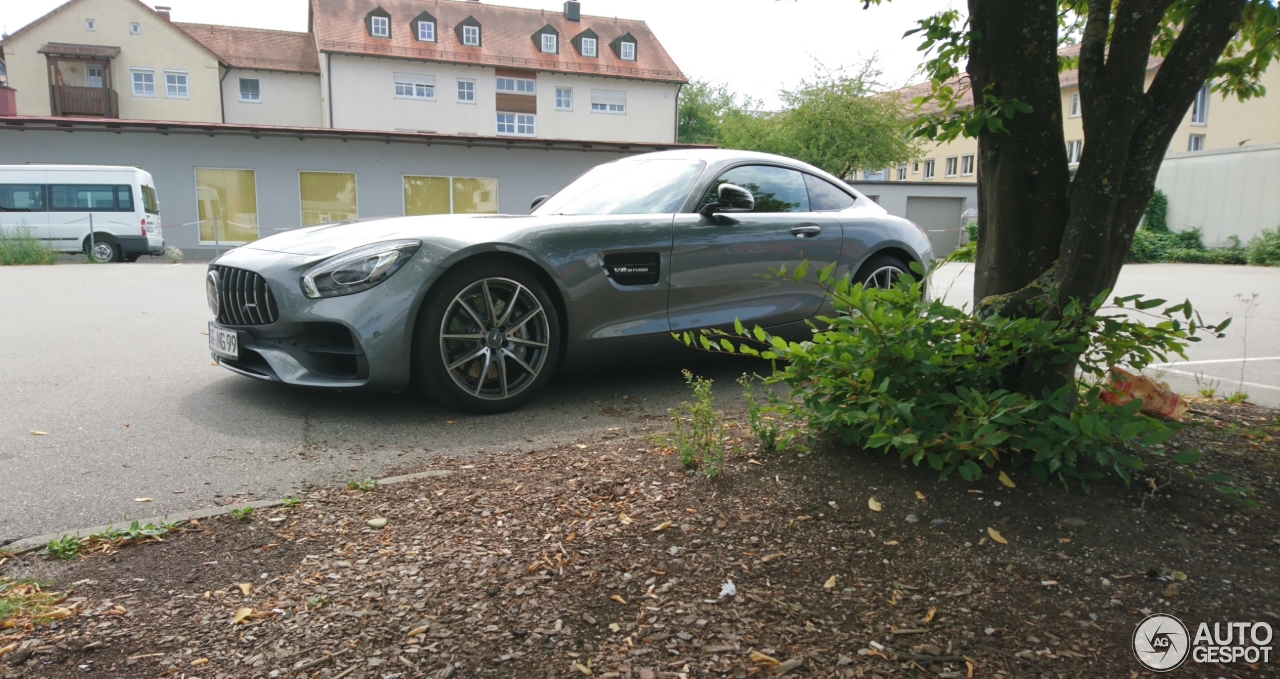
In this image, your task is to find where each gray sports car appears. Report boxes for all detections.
[205,149,933,413]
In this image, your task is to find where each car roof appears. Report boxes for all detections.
[619,149,842,183]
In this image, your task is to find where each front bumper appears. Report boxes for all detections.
[207,247,441,390]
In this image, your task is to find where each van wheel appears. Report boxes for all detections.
[85,237,120,263]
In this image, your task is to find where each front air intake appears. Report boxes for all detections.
[212,265,279,326]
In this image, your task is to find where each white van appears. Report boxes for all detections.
[0,165,164,262]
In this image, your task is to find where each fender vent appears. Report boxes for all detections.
[603,253,660,286]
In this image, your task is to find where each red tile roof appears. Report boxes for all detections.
[309,0,685,83]
[174,23,320,74]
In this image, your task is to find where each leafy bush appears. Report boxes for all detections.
[950,221,979,262]
[1128,226,1246,264]
[0,227,59,266]
[1142,190,1170,232]
[1245,227,1280,267]
[164,245,184,263]
[679,268,1229,488]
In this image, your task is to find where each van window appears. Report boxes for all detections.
[141,185,160,215]
[0,184,46,212]
[49,184,136,212]
[116,186,134,212]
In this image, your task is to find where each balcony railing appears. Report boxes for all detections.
[52,85,118,118]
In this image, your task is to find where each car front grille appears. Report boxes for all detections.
[213,265,279,326]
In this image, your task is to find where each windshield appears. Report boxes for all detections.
[532,159,705,216]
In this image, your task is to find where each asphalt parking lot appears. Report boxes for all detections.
[2,261,1277,544]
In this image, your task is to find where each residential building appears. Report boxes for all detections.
[0,0,686,143]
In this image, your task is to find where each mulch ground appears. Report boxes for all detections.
[1,399,1277,679]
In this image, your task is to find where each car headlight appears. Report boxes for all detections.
[300,240,421,299]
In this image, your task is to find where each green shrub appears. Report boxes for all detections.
[679,268,1229,488]
[1142,190,1169,232]
[0,228,59,266]
[1127,226,1246,264]
[1245,227,1280,267]
[950,220,979,262]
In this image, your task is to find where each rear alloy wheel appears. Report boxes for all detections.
[415,263,560,413]
[855,255,908,289]
[86,237,120,263]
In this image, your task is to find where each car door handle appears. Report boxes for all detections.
[791,224,822,238]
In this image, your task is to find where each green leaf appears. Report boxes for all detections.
[1173,449,1203,464]
[1205,473,1234,483]
[734,319,745,335]
[1141,427,1178,447]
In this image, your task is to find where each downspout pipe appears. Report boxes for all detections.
[673,81,684,144]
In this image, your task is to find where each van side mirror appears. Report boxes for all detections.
[700,183,754,216]
[530,195,549,210]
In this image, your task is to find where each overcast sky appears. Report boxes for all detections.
[2,0,961,108]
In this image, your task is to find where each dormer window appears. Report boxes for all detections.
[581,37,596,57]
[533,25,559,55]
[418,21,434,41]
[371,16,389,37]
[620,41,635,60]
[573,29,599,58]
[541,34,556,53]
[456,17,482,47]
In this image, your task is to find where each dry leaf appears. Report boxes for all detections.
[574,663,593,676]
[608,623,621,632]
[232,607,253,624]
[191,658,209,666]
[761,553,785,563]
[406,625,429,638]
[884,540,899,546]
[914,490,926,500]
[750,651,781,666]
[565,532,576,542]
[610,595,627,605]
[134,498,152,503]
[29,431,49,436]
[575,444,587,449]
[998,471,1016,488]
[987,527,1008,544]
[748,459,763,465]
[618,514,633,525]
[445,420,456,425]
[651,521,672,532]
[823,575,837,589]
[0,643,17,659]
[40,608,74,620]
[867,497,882,512]
[1058,537,1072,543]
[237,583,252,596]
[924,606,937,623]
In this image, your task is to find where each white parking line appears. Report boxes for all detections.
[1155,368,1280,392]
[1150,356,1280,368]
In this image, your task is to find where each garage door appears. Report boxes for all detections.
[905,196,964,258]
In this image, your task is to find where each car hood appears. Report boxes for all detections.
[240,214,539,258]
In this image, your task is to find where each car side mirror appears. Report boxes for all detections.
[530,195,549,210]
[700,183,754,216]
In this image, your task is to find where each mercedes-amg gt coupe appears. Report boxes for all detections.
[205,149,933,413]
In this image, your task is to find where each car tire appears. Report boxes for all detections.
[413,261,561,414]
[854,255,909,289]
[85,236,120,263]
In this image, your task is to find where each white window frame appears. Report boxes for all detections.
[130,22,141,35]
[1069,92,1081,118]
[581,37,597,57]
[462,25,480,46]
[923,159,935,180]
[164,69,189,99]
[1188,133,1205,152]
[85,19,96,31]
[239,77,261,103]
[417,20,435,42]
[370,15,389,38]
[541,33,557,53]
[590,103,625,114]
[589,89,626,114]
[912,161,919,173]
[1066,139,1083,165]
[496,77,535,95]
[497,113,535,137]
[1190,86,1209,125]
[456,79,475,103]
[555,87,572,111]
[86,67,103,88]
[130,68,155,97]
[896,165,907,181]
[961,154,975,176]
[944,156,958,177]
[619,41,636,61]
[394,74,436,101]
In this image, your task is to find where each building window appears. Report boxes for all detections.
[1069,92,1081,118]
[581,37,597,57]
[555,87,572,110]
[164,70,189,99]
[496,77,535,94]
[394,73,436,100]
[85,19,95,31]
[896,165,907,181]
[371,15,389,37]
[1066,139,1083,165]
[462,25,480,46]
[130,22,141,35]
[590,89,626,114]
[299,171,357,226]
[961,154,975,176]
[497,113,535,136]
[1191,86,1209,125]
[87,67,103,88]
[912,161,919,173]
[130,68,155,97]
[541,33,557,53]
[457,79,475,103]
[923,159,935,179]
[1188,133,1205,152]
[619,41,636,61]
[404,176,499,215]
[944,156,958,177]
[195,168,258,244]
[239,78,260,102]
[417,20,435,42]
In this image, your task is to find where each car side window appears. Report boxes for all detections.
[701,165,810,213]
[803,174,856,212]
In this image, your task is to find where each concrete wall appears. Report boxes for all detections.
[2,0,223,122]
[221,68,323,128]
[0,125,647,257]
[847,181,978,258]
[1155,142,1280,248]
[326,53,677,142]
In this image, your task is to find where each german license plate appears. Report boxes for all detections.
[208,322,239,360]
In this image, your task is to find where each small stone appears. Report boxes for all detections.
[837,654,853,666]
[931,519,948,527]
[336,560,352,568]
[905,514,919,524]
[1059,518,1087,528]
[1026,637,1040,645]
[582,613,597,625]
[984,627,996,636]
[1100,578,1111,587]
[367,518,388,529]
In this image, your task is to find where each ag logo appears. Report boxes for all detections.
[1133,613,1191,672]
